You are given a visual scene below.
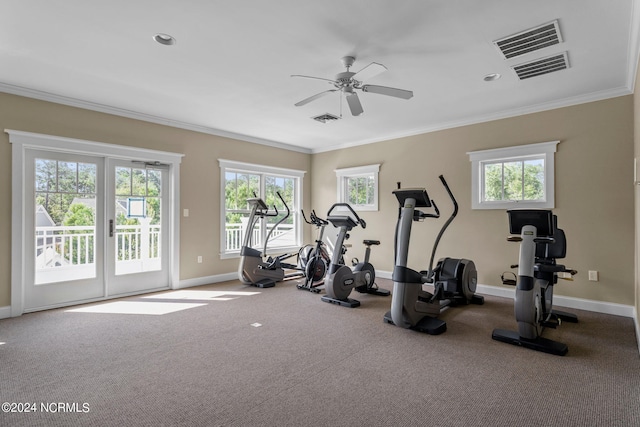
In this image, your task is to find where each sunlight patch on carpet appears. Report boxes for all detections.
[142,290,261,301]
[66,301,206,315]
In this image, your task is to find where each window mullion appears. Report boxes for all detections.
[521,160,525,201]
[501,162,505,201]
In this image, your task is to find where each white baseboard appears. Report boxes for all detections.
[376,270,635,319]
[476,284,635,318]
[377,270,393,280]
[0,306,11,320]
[634,307,640,354]
[177,272,238,289]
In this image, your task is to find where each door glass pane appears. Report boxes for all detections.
[115,166,162,276]
[35,159,97,284]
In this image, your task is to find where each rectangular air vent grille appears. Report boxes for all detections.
[512,52,569,80]
[494,20,562,59]
[312,113,340,123]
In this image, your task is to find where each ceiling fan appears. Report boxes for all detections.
[291,56,413,117]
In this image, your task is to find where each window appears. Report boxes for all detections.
[219,159,305,259]
[335,164,380,211]
[467,141,558,209]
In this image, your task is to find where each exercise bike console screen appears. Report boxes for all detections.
[393,188,432,208]
[507,209,553,236]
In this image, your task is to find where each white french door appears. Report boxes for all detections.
[19,144,176,312]
[25,150,106,309]
[106,159,169,296]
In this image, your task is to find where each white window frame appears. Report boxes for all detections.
[335,164,380,211]
[219,159,305,259]
[467,141,558,210]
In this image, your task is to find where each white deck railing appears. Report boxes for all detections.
[224,223,295,252]
[36,225,161,270]
[35,222,294,280]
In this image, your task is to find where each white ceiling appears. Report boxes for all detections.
[2,1,639,153]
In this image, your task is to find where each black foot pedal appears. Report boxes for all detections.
[321,296,360,308]
[492,328,568,356]
[253,279,276,288]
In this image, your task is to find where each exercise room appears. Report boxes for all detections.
[1,1,639,426]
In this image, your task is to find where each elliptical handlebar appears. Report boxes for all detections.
[262,191,291,257]
[427,175,459,278]
[276,191,289,217]
[415,200,440,220]
[438,174,458,218]
[326,203,366,229]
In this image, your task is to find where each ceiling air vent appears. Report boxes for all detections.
[494,20,562,59]
[512,52,569,80]
[312,113,340,123]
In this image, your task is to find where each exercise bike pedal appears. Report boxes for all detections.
[541,319,560,329]
[355,283,391,296]
[501,271,517,286]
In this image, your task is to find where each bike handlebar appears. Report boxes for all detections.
[302,209,328,227]
[326,203,366,229]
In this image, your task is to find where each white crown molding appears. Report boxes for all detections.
[311,86,633,154]
[0,80,633,156]
[0,82,312,154]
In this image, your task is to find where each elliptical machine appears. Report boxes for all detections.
[238,192,303,288]
[321,203,390,308]
[384,175,483,334]
[492,209,578,356]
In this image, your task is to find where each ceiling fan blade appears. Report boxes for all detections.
[361,84,413,99]
[352,62,387,81]
[346,92,364,116]
[291,74,337,84]
[294,90,337,107]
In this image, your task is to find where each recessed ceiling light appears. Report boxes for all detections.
[484,73,501,82]
[153,33,176,46]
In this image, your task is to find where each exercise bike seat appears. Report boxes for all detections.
[363,240,380,246]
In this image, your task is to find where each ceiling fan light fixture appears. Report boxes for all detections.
[153,33,176,46]
[483,73,501,82]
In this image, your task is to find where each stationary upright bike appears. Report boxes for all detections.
[321,203,390,307]
[384,175,483,334]
[492,209,578,356]
[297,210,332,293]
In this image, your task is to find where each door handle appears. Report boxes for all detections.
[109,219,114,237]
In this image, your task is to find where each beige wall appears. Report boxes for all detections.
[0,92,635,309]
[312,96,635,306]
[0,93,312,307]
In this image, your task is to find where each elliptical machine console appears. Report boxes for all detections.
[384,175,483,334]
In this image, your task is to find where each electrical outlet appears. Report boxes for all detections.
[183,209,189,217]
[588,270,599,281]
[197,256,202,263]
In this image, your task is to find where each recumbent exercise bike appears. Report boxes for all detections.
[492,209,578,356]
